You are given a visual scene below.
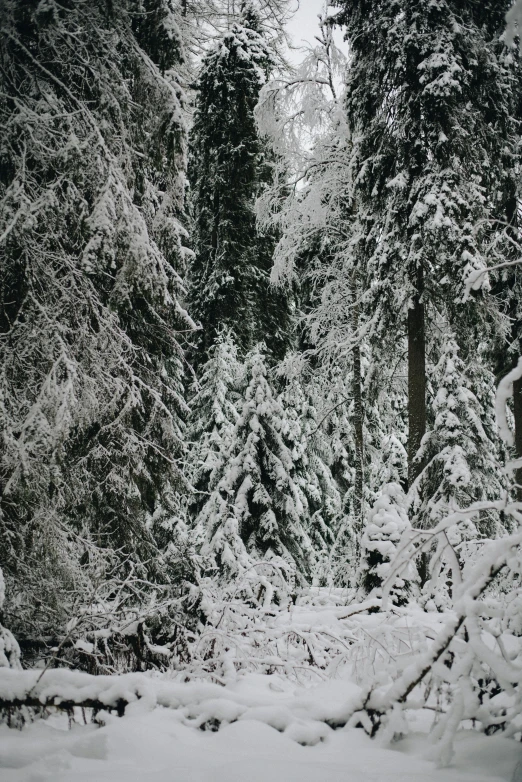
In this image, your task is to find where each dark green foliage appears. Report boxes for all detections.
[334,0,520,520]
[334,0,517,344]
[195,348,313,581]
[0,0,194,646]
[188,6,291,365]
[410,338,504,536]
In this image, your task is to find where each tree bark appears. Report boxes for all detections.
[513,371,522,501]
[497,187,522,500]
[408,264,426,487]
[352,343,364,534]
[351,274,364,540]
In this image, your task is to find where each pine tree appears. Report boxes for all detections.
[279,377,341,581]
[187,329,242,519]
[409,337,504,537]
[0,0,193,646]
[195,347,312,581]
[188,3,291,365]
[358,483,416,606]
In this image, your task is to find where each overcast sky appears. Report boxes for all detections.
[285,1,346,62]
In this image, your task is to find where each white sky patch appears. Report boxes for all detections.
[285,0,346,63]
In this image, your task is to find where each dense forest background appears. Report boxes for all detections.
[1,0,522,763]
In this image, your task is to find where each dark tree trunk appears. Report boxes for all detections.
[352,342,364,534]
[505,191,522,500]
[408,264,426,487]
[513,370,522,501]
[351,273,364,541]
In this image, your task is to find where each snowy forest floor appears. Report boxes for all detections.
[1,700,519,782]
[1,588,521,782]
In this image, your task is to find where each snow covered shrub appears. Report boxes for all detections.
[341,362,522,763]
[0,567,20,671]
[53,523,202,674]
[188,563,379,685]
[358,483,416,606]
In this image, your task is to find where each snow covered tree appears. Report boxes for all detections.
[0,0,194,646]
[334,0,519,486]
[409,337,504,538]
[256,21,370,544]
[179,0,294,64]
[0,567,20,670]
[195,347,313,581]
[187,329,242,519]
[279,377,341,581]
[188,4,292,366]
[358,483,416,606]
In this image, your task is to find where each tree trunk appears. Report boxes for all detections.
[513,370,522,501]
[505,191,522,500]
[352,343,364,535]
[408,264,426,487]
[352,275,364,540]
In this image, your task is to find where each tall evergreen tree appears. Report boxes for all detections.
[188,3,291,366]
[0,0,193,644]
[334,0,519,501]
[256,26,368,542]
[484,8,522,499]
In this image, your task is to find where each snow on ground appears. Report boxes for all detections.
[0,671,520,782]
[1,590,521,782]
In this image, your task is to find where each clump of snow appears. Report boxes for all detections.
[0,567,21,670]
[495,358,522,447]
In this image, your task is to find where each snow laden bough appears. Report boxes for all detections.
[345,359,522,762]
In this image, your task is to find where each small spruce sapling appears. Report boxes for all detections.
[196,347,312,582]
[409,338,503,537]
[358,483,416,606]
[187,330,242,519]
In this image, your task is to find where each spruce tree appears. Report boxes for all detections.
[279,378,341,580]
[195,347,313,581]
[188,4,291,365]
[358,483,416,606]
[187,329,242,519]
[334,0,518,488]
[409,337,504,537]
[0,0,193,646]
